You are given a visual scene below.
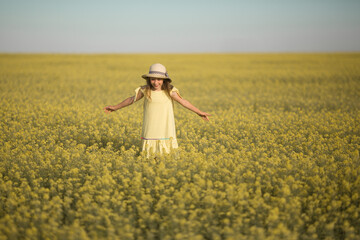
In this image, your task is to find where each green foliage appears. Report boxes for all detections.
[0,54,360,239]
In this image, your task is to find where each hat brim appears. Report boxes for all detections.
[142,73,171,82]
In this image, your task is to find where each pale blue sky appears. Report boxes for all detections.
[0,0,359,53]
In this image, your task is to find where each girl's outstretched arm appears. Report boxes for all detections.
[171,91,211,121]
[104,90,144,113]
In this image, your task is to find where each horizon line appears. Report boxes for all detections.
[1,51,360,55]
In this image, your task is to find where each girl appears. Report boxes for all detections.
[104,63,211,156]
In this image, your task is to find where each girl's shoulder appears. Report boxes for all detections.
[134,85,147,95]
[134,85,148,101]
[169,85,182,98]
[170,85,181,91]
[170,85,179,90]
[136,85,148,93]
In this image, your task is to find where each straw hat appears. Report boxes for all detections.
[142,63,171,82]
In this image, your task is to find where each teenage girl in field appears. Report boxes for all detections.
[104,63,211,156]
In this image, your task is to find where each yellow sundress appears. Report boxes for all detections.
[134,86,181,156]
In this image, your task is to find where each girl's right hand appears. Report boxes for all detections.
[198,112,211,121]
[103,106,117,113]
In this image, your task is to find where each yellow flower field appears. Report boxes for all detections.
[0,53,359,239]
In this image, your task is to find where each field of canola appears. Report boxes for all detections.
[0,53,360,239]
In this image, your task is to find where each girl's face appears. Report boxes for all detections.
[150,78,163,91]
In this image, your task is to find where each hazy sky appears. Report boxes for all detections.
[0,0,359,53]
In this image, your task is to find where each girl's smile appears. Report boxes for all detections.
[150,78,163,91]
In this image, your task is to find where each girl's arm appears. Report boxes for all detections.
[104,90,144,113]
[171,91,211,121]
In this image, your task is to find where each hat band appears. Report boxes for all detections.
[149,71,169,77]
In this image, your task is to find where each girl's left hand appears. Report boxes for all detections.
[103,105,117,113]
[198,112,211,121]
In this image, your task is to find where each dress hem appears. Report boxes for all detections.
[141,138,178,156]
